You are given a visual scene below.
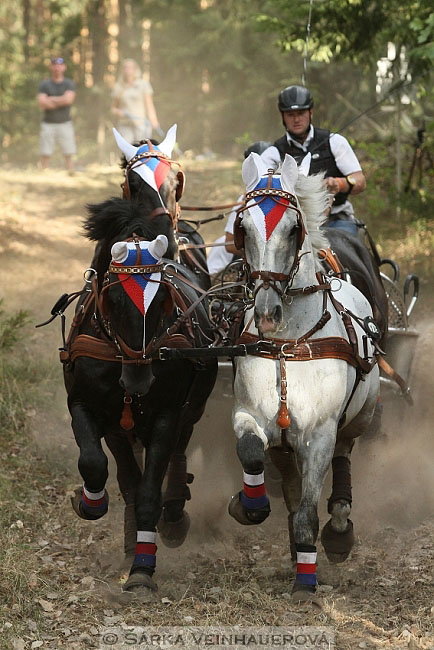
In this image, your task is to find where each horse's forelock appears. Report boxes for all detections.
[294,172,330,269]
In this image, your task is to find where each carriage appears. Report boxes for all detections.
[377,261,419,399]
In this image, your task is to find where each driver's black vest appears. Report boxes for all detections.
[274,128,348,206]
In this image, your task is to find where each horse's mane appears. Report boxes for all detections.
[294,172,330,270]
[84,196,164,243]
[84,159,178,243]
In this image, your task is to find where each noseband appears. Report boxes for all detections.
[234,173,307,298]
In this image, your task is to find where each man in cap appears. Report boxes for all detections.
[261,85,366,235]
[38,57,77,172]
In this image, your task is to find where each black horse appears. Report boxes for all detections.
[63,150,217,595]
[323,226,388,348]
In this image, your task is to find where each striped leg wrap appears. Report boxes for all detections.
[240,471,269,510]
[80,486,108,518]
[131,531,157,575]
[294,544,317,591]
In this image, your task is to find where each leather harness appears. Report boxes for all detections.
[52,164,411,436]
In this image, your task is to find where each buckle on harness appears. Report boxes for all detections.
[159,347,170,361]
[280,342,295,358]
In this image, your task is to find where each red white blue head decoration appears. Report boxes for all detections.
[110,235,168,351]
[113,124,177,195]
[241,152,310,242]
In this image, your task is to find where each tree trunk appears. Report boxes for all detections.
[22,0,31,63]
[87,0,110,151]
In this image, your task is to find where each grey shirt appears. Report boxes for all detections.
[38,78,75,123]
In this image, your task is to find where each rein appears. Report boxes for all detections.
[180,201,243,212]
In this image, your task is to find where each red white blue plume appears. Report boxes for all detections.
[110,235,168,352]
[242,152,299,243]
[113,124,177,194]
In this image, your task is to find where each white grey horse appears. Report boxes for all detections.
[229,152,380,602]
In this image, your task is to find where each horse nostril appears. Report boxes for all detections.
[254,304,283,331]
[253,307,261,328]
[271,304,282,323]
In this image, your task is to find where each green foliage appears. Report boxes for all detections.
[0,0,86,156]
[351,137,434,246]
[256,0,434,76]
[0,300,29,351]
[144,0,306,153]
[0,303,31,434]
[0,0,432,180]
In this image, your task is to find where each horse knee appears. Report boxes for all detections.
[236,433,265,474]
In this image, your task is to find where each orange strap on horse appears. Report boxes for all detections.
[377,355,413,405]
[318,248,343,275]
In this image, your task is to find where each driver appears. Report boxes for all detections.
[261,85,366,236]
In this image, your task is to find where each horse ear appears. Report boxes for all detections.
[148,234,168,259]
[111,241,129,263]
[158,124,177,157]
[242,152,268,191]
[280,154,298,193]
[113,128,137,161]
[298,152,311,177]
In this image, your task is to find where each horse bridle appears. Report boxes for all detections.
[121,140,185,216]
[92,235,162,363]
[97,234,215,364]
[233,172,307,298]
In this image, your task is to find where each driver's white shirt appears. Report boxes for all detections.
[261,125,362,218]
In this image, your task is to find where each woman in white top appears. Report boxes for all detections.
[112,59,160,143]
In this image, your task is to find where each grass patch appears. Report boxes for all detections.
[0,305,67,643]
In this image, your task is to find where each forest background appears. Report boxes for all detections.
[0,0,433,227]
[0,1,432,153]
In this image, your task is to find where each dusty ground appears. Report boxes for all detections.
[0,163,433,650]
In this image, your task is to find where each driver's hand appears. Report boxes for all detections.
[325,177,340,194]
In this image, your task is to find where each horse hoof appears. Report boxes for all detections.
[291,589,322,608]
[228,492,270,526]
[321,518,354,563]
[70,487,109,521]
[123,571,158,597]
[158,511,190,548]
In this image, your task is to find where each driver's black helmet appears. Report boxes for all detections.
[278,85,313,111]
[244,141,272,158]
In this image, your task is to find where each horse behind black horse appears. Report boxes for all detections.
[323,226,388,348]
[63,138,217,595]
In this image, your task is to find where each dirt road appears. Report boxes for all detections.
[0,165,433,650]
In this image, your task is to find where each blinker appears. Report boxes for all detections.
[51,293,69,315]
[363,316,381,341]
